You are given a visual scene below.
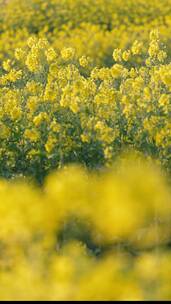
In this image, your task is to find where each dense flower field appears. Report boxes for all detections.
[0,0,170,300]
[0,156,171,300]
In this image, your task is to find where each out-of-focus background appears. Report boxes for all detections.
[1,0,171,66]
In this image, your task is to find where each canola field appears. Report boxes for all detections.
[0,0,170,300]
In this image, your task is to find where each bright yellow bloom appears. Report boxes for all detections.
[24,129,39,142]
[61,47,75,61]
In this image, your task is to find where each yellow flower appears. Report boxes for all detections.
[129,68,137,78]
[26,52,40,72]
[24,129,39,142]
[150,29,159,41]
[144,87,151,101]
[81,134,90,143]
[33,113,49,127]
[157,50,167,62]
[148,40,159,58]
[15,48,27,61]
[10,107,21,121]
[2,60,11,72]
[113,48,122,62]
[122,50,131,62]
[79,56,88,67]
[0,124,10,139]
[45,136,56,153]
[104,147,113,159]
[111,64,123,78]
[159,94,169,107]
[26,81,41,94]
[131,40,142,55]
[161,71,171,87]
[7,69,22,82]
[45,48,57,62]
[61,47,75,61]
[27,36,37,48]
[50,121,61,133]
[37,38,49,49]
[27,96,38,112]
[70,100,79,113]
